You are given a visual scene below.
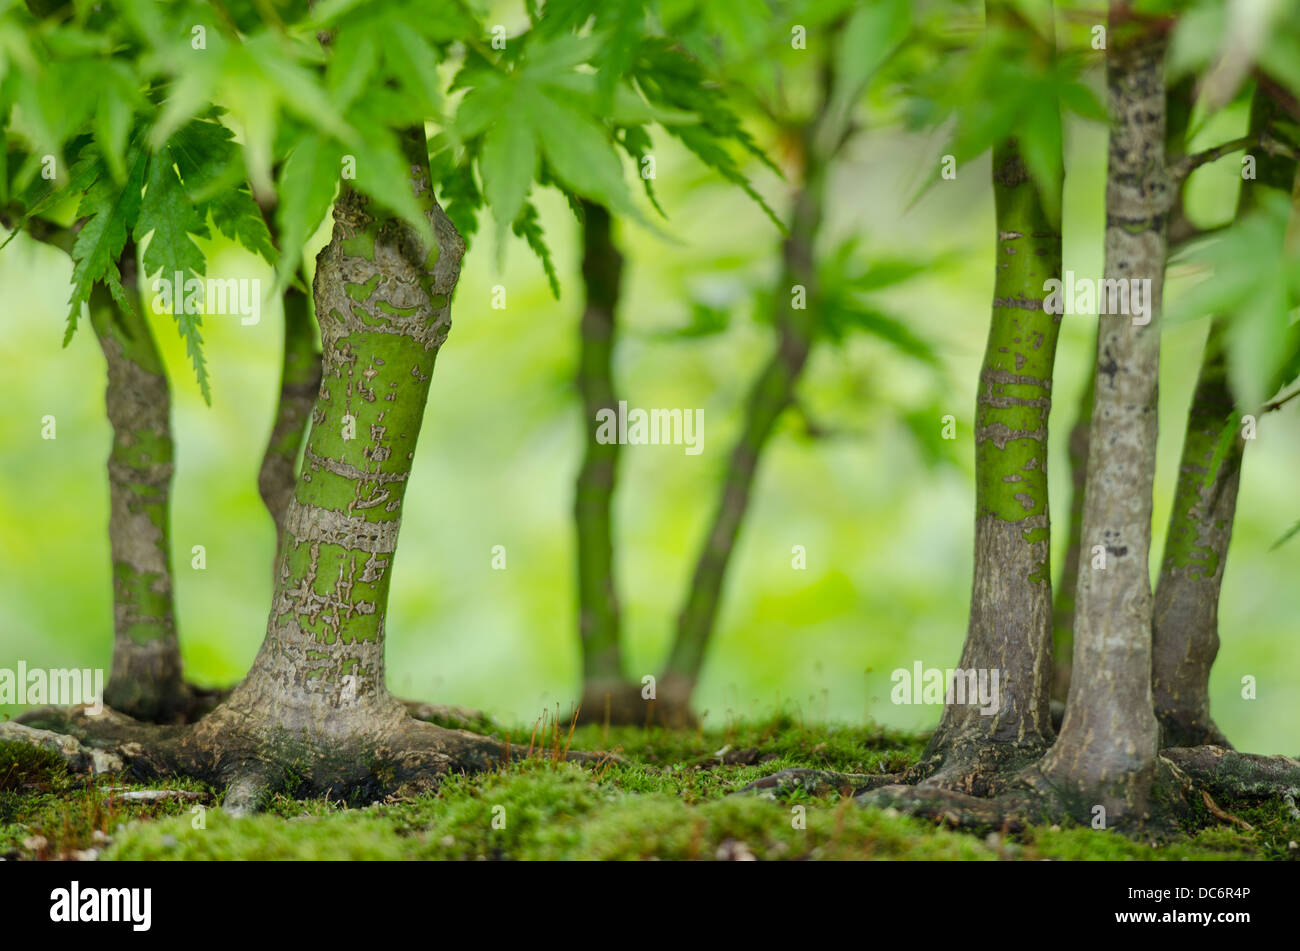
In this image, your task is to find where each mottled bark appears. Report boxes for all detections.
[215,128,458,740]
[1152,89,1297,748]
[1031,21,1168,824]
[574,200,633,721]
[659,75,829,718]
[91,244,190,723]
[258,283,322,541]
[1050,363,1092,705]
[912,130,1063,792]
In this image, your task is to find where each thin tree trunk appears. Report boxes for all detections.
[1032,19,1167,824]
[1152,89,1297,748]
[1050,364,1092,707]
[214,127,463,741]
[258,282,322,541]
[574,200,633,722]
[913,116,1063,788]
[93,243,189,722]
[658,76,829,719]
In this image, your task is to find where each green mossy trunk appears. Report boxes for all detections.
[215,127,463,742]
[910,0,1062,793]
[574,200,632,719]
[659,81,829,719]
[1033,20,1167,824]
[1152,89,1297,748]
[93,244,189,723]
[915,129,1063,790]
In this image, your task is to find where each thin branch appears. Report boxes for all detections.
[1172,131,1299,181]
[1262,386,1300,414]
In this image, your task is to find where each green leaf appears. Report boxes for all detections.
[66,145,147,344]
[512,201,560,298]
[134,146,213,402]
[527,86,636,217]
[478,95,537,246]
[274,133,341,290]
[209,186,276,264]
[835,0,910,101]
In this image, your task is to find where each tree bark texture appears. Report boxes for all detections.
[1033,21,1168,823]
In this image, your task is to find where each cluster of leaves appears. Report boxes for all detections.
[901,1,1107,224]
[0,0,774,397]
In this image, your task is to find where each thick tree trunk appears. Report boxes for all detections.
[658,105,825,722]
[573,200,633,722]
[258,282,322,541]
[1050,365,1092,707]
[212,127,463,745]
[1152,89,1297,748]
[912,130,1062,792]
[93,244,190,723]
[1031,22,1168,824]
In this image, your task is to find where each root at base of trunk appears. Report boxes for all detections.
[3,702,612,811]
[857,748,1300,837]
[741,743,1300,839]
[905,730,1053,798]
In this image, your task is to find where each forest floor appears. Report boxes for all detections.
[2,712,1298,860]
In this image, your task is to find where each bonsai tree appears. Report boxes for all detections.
[0,0,774,809]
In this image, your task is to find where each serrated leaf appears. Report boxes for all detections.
[209,186,276,264]
[479,96,537,248]
[134,146,212,402]
[527,86,637,218]
[66,145,147,343]
[512,201,559,298]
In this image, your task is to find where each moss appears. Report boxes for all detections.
[0,740,66,791]
[2,773,212,860]
[11,718,1300,860]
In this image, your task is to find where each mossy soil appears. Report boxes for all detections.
[3,713,1297,861]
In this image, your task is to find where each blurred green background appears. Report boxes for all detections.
[2,97,1297,753]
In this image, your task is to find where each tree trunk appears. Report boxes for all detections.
[212,127,463,745]
[258,282,322,541]
[1152,324,1238,748]
[573,200,633,722]
[658,90,827,722]
[1031,21,1167,824]
[913,129,1063,792]
[1151,89,1297,748]
[1050,363,1092,707]
[94,243,190,722]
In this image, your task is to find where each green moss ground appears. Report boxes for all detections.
[2,715,1297,860]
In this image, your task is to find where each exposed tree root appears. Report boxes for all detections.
[903,734,1052,799]
[400,700,495,732]
[1161,746,1300,817]
[857,783,1037,834]
[738,768,902,799]
[3,703,611,811]
[858,756,1196,836]
[744,743,1300,838]
[0,720,125,775]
